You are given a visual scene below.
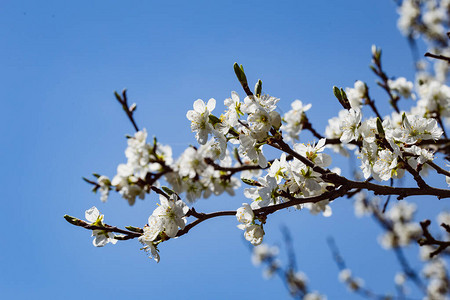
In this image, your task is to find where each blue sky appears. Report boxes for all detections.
[1,0,448,299]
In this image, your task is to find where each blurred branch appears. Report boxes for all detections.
[418,219,450,258]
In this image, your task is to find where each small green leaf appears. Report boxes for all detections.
[161,186,176,196]
[208,114,221,126]
[376,117,385,138]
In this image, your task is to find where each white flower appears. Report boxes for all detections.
[245,175,280,209]
[339,269,352,282]
[395,272,406,285]
[400,115,443,144]
[141,242,160,263]
[397,0,420,35]
[85,206,117,247]
[387,201,416,223]
[345,80,366,109]
[198,131,227,161]
[236,203,254,225]
[97,175,111,203]
[281,100,312,142]
[238,134,267,168]
[243,224,265,245]
[388,77,415,99]
[247,107,272,139]
[138,215,163,263]
[111,163,145,205]
[186,98,216,145]
[294,138,331,168]
[140,216,164,242]
[268,153,288,184]
[437,211,450,228]
[372,149,399,181]
[303,292,327,300]
[251,244,279,266]
[152,194,189,238]
[219,91,243,134]
[177,146,207,179]
[304,200,332,217]
[339,108,362,143]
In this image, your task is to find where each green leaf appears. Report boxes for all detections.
[376,117,385,138]
[208,114,221,126]
[162,186,176,196]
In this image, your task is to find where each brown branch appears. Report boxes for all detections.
[63,215,142,240]
[418,219,450,258]
[424,52,450,63]
[370,51,400,113]
[426,161,450,178]
[269,136,450,200]
[114,89,139,132]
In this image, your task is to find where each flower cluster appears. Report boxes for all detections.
[138,194,189,262]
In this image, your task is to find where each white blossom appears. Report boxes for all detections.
[236,203,254,225]
[85,206,117,247]
[242,224,265,246]
[152,194,189,238]
[339,108,362,143]
[186,98,216,145]
[281,100,312,142]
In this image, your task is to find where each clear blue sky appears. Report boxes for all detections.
[1,0,447,299]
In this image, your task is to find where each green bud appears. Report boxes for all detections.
[233,62,247,84]
[333,86,342,101]
[332,86,351,109]
[254,79,262,97]
[340,88,348,101]
[64,215,84,226]
[241,178,262,186]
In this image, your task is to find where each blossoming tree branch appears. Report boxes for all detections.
[65,0,450,298]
